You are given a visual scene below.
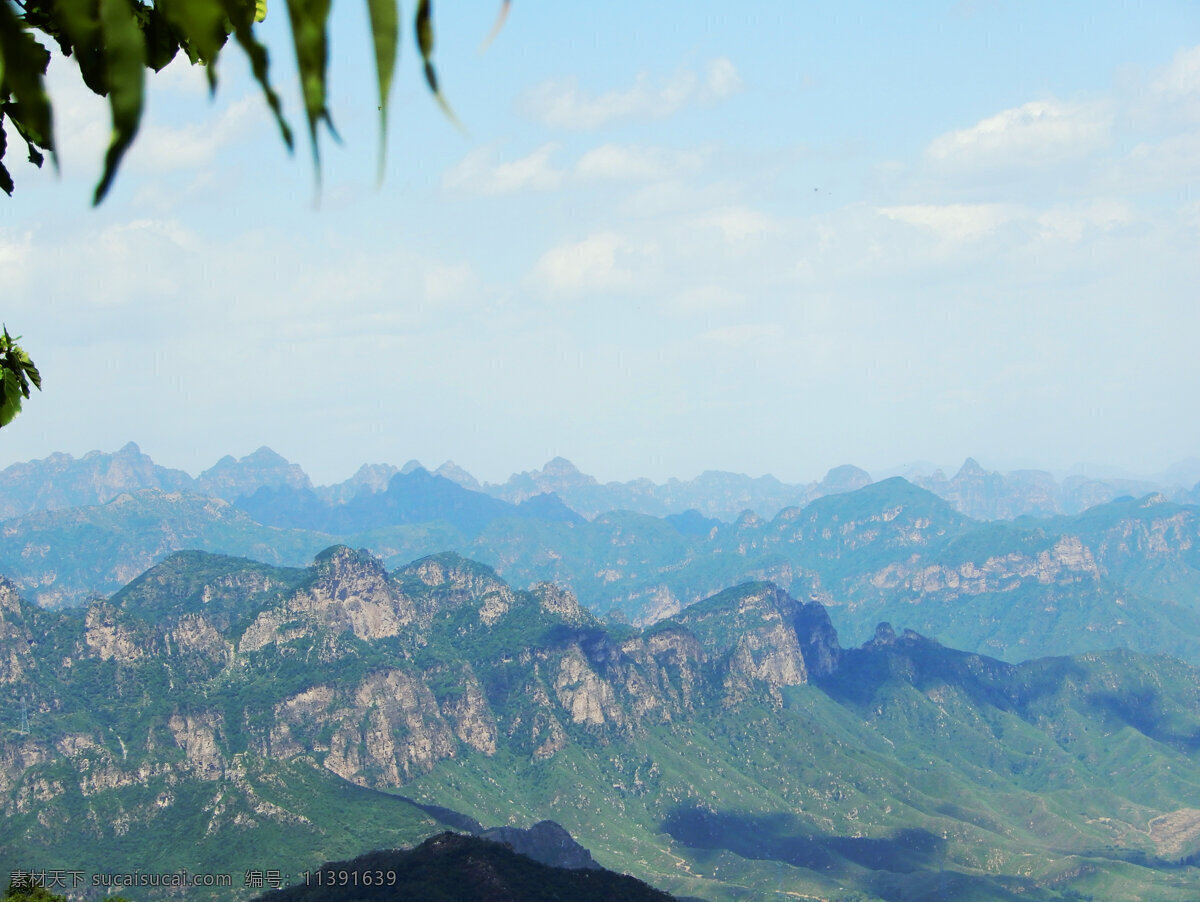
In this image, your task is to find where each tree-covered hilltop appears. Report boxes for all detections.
[249,833,676,902]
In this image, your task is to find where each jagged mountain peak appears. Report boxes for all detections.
[530,581,592,626]
[955,456,987,478]
[197,446,312,501]
[434,460,481,489]
[398,551,504,589]
[817,463,872,493]
[313,544,386,576]
[539,456,584,477]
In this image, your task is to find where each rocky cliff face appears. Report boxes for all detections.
[0,576,35,684]
[2,548,848,815]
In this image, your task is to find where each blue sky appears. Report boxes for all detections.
[3,1,1200,486]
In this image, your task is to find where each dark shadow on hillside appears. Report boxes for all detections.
[390,793,485,834]
[661,804,1048,901]
[817,638,1094,719]
[1086,688,1200,752]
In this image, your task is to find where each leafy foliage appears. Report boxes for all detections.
[1,0,502,202]
[0,326,41,428]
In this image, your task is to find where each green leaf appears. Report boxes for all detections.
[53,0,110,95]
[0,0,58,173]
[0,370,22,427]
[284,0,335,182]
[19,353,41,392]
[414,0,462,131]
[134,1,183,72]
[216,0,293,149]
[0,116,7,194]
[6,101,52,167]
[93,0,147,204]
[365,0,397,184]
[160,0,227,91]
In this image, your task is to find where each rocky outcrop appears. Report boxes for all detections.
[439,667,498,755]
[0,576,35,684]
[869,534,1101,599]
[84,601,150,663]
[240,546,415,651]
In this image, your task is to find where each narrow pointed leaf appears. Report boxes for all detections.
[217,0,293,150]
[285,0,334,180]
[478,0,509,53]
[93,0,145,204]
[18,351,41,392]
[414,0,464,133]
[365,0,397,184]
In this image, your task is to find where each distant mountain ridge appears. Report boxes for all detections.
[5,465,1200,668]
[4,444,1200,523]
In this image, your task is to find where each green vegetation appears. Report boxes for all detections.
[0,327,40,429]
[1,0,492,201]
[5,550,1200,900]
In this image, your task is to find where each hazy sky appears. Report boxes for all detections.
[3,2,1200,486]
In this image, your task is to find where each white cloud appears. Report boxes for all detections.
[519,58,742,131]
[423,263,475,303]
[443,143,563,195]
[927,99,1111,169]
[576,144,704,181]
[669,285,743,313]
[1151,44,1200,104]
[692,206,778,242]
[532,232,647,295]
[127,96,259,173]
[700,323,784,349]
[877,203,1024,242]
[705,57,743,99]
[1036,200,1132,243]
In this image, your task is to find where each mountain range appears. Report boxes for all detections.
[5,547,1200,900]
[4,460,1200,671]
[3,443,1198,524]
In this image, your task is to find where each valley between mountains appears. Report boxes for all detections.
[4,446,1200,900]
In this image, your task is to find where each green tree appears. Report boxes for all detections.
[3,882,129,901]
[3,878,65,901]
